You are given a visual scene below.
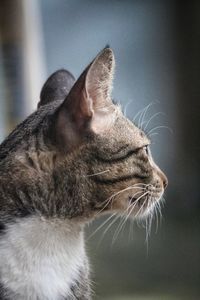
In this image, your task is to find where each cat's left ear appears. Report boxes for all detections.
[38,69,75,108]
[54,48,115,150]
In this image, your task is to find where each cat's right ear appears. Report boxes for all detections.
[38,69,75,108]
[53,48,115,152]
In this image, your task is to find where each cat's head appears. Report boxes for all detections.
[0,48,167,221]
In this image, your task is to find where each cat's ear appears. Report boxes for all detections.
[38,69,75,108]
[82,46,115,111]
[54,48,115,150]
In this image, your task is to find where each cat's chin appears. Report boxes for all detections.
[134,204,155,220]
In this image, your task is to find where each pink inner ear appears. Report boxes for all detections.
[90,105,118,134]
[79,88,94,119]
[85,54,114,112]
[82,48,114,110]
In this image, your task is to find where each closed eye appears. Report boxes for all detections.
[95,144,150,163]
[143,145,150,155]
[125,144,150,157]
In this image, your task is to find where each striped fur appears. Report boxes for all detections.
[0,48,167,299]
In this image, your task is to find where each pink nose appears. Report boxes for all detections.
[156,167,168,189]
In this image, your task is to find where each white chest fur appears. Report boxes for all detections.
[0,217,85,300]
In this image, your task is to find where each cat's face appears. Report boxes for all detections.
[0,48,167,221]
[45,48,167,220]
[82,111,167,219]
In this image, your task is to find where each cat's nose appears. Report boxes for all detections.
[163,175,168,189]
[155,167,168,189]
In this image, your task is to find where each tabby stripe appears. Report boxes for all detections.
[90,173,148,185]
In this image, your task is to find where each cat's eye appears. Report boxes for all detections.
[132,145,150,156]
[143,145,150,155]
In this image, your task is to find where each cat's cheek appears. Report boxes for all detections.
[104,189,141,214]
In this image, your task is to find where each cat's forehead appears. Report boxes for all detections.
[116,114,149,147]
[125,118,149,146]
[94,108,149,151]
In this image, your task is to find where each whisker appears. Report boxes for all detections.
[111,213,127,245]
[138,103,152,130]
[93,183,148,219]
[97,213,121,246]
[112,191,149,244]
[128,216,134,242]
[147,125,173,136]
[153,201,159,234]
[115,190,144,237]
[111,190,143,243]
[133,192,150,219]
[87,213,116,240]
[156,201,163,226]
[139,102,156,130]
[137,101,160,130]
[132,101,156,126]
[145,211,153,254]
[123,99,133,117]
[85,170,110,177]
[143,112,165,132]
[125,191,150,230]
[148,132,159,138]
[146,195,153,235]
[132,106,147,124]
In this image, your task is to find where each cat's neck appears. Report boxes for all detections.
[0,216,86,300]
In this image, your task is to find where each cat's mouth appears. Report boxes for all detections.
[96,183,164,219]
[126,186,163,218]
[128,196,140,204]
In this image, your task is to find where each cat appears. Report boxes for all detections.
[0,47,167,300]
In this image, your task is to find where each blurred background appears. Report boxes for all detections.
[0,1,199,299]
